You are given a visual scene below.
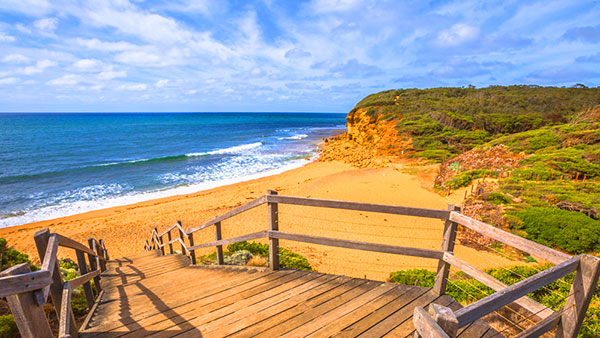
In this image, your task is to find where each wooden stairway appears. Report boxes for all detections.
[79,251,496,337]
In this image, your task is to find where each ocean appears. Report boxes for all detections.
[0,113,346,228]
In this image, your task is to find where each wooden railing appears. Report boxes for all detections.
[145,190,600,337]
[0,229,108,338]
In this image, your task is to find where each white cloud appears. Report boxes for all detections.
[119,83,147,91]
[15,24,32,34]
[310,0,363,13]
[21,59,57,75]
[75,38,137,52]
[34,17,58,31]
[185,89,197,95]
[0,32,15,42]
[2,54,30,63]
[435,23,481,46]
[47,74,81,86]
[73,59,101,71]
[0,77,19,85]
[0,0,52,17]
[155,79,169,87]
[97,70,127,80]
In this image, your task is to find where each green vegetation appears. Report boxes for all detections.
[389,265,600,337]
[352,86,600,161]
[198,241,312,271]
[0,238,32,271]
[0,315,18,338]
[510,208,600,254]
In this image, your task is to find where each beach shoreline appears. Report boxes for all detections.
[0,158,515,281]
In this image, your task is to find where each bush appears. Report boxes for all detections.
[511,207,600,253]
[226,241,312,271]
[0,238,31,271]
[389,269,434,287]
[0,315,18,338]
[485,192,512,205]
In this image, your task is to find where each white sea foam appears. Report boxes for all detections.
[0,158,309,228]
[277,134,308,140]
[186,142,262,157]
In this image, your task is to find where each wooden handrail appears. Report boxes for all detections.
[454,255,581,327]
[449,212,571,265]
[269,231,445,259]
[186,195,268,235]
[187,231,269,251]
[0,229,107,338]
[442,253,553,320]
[268,194,450,219]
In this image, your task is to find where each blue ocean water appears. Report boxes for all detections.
[0,113,346,227]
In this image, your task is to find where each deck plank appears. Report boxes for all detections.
[80,252,498,338]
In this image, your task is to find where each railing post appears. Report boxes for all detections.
[414,304,458,338]
[214,218,224,265]
[268,190,279,270]
[34,229,78,337]
[156,227,164,255]
[177,221,186,255]
[1,263,53,338]
[97,240,107,272]
[433,204,460,296]
[188,232,197,265]
[99,239,109,260]
[87,238,102,294]
[75,249,95,309]
[167,231,174,254]
[557,254,600,338]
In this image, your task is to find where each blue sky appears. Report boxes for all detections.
[0,0,599,112]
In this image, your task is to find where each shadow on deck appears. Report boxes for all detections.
[80,250,496,338]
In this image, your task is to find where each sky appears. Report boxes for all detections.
[0,0,599,113]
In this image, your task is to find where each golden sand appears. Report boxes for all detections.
[0,161,514,281]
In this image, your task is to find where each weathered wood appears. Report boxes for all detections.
[34,229,78,336]
[434,204,460,296]
[167,231,174,254]
[178,221,186,256]
[414,306,451,338]
[99,239,108,260]
[3,264,53,338]
[187,231,269,251]
[75,249,95,309]
[41,234,59,272]
[442,252,553,319]
[87,238,102,294]
[268,190,279,271]
[558,254,600,338]
[454,255,581,327]
[56,233,96,256]
[188,232,197,265]
[0,269,51,298]
[80,289,104,331]
[514,310,562,338]
[449,212,571,265]
[215,220,224,265]
[428,303,458,337]
[269,231,445,259]
[59,282,76,338]
[268,194,450,219]
[69,269,100,290]
[186,195,268,235]
[155,227,164,256]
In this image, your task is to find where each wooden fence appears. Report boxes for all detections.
[0,229,108,338]
[145,190,600,338]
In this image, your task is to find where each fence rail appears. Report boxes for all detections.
[144,190,600,338]
[0,229,108,338]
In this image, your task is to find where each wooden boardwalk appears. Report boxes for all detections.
[80,250,496,337]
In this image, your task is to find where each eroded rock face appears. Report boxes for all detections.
[319,108,410,168]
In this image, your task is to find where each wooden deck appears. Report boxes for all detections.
[80,250,497,337]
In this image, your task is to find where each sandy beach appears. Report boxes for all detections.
[0,160,514,281]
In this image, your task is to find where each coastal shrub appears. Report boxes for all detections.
[484,192,512,205]
[388,269,434,288]
[0,238,32,271]
[0,315,18,338]
[227,241,268,257]
[511,207,600,253]
[226,241,312,271]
